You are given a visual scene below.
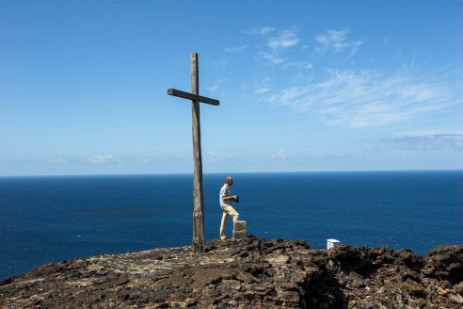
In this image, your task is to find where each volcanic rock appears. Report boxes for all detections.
[1,236,462,308]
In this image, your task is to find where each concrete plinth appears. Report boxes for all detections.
[233,220,247,239]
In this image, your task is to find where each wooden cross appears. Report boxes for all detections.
[167,53,219,253]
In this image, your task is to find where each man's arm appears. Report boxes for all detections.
[222,195,238,201]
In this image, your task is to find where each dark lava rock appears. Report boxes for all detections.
[1,237,462,308]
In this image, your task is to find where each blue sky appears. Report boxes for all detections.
[1,0,462,176]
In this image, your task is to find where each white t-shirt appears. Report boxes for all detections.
[219,183,232,209]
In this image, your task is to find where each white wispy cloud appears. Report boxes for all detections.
[255,88,270,95]
[252,76,272,96]
[208,84,219,96]
[207,151,235,163]
[236,26,460,132]
[207,79,226,96]
[272,148,290,160]
[140,158,152,164]
[268,30,299,49]
[266,67,460,128]
[245,26,275,35]
[260,51,286,64]
[224,45,249,53]
[283,61,313,70]
[240,27,300,67]
[50,158,69,164]
[385,131,463,151]
[86,154,119,164]
[315,28,363,54]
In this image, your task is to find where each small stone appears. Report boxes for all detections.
[449,293,463,304]
[437,287,447,295]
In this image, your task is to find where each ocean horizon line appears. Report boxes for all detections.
[1,168,462,179]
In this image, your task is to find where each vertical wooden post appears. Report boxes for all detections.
[167,53,219,253]
[191,53,205,253]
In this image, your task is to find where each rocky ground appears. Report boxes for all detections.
[1,236,462,308]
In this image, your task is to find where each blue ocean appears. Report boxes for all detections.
[1,171,462,280]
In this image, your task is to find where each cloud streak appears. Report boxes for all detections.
[268,30,299,49]
[232,25,461,132]
[266,67,460,128]
[243,27,300,66]
[86,154,119,164]
[271,148,290,160]
[260,52,286,64]
[245,26,275,35]
[207,151,235,163]
[315,28,363,54]
[385,132,463,151]
[224,45,249,53]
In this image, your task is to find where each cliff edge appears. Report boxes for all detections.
[1,236,462,308]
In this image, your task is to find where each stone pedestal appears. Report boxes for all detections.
[233,220,247,239]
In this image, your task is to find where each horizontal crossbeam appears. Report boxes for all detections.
[167,88,220,106]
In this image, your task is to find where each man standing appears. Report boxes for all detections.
[219,176,239,240]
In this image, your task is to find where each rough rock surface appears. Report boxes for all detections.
[1,236,462,308]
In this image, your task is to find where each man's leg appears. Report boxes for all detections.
[225,206,239,223]
[229,206,239,222]
[220,206,240,240]
[220,211,229,240]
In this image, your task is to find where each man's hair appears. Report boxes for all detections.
[225,176,233,184]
